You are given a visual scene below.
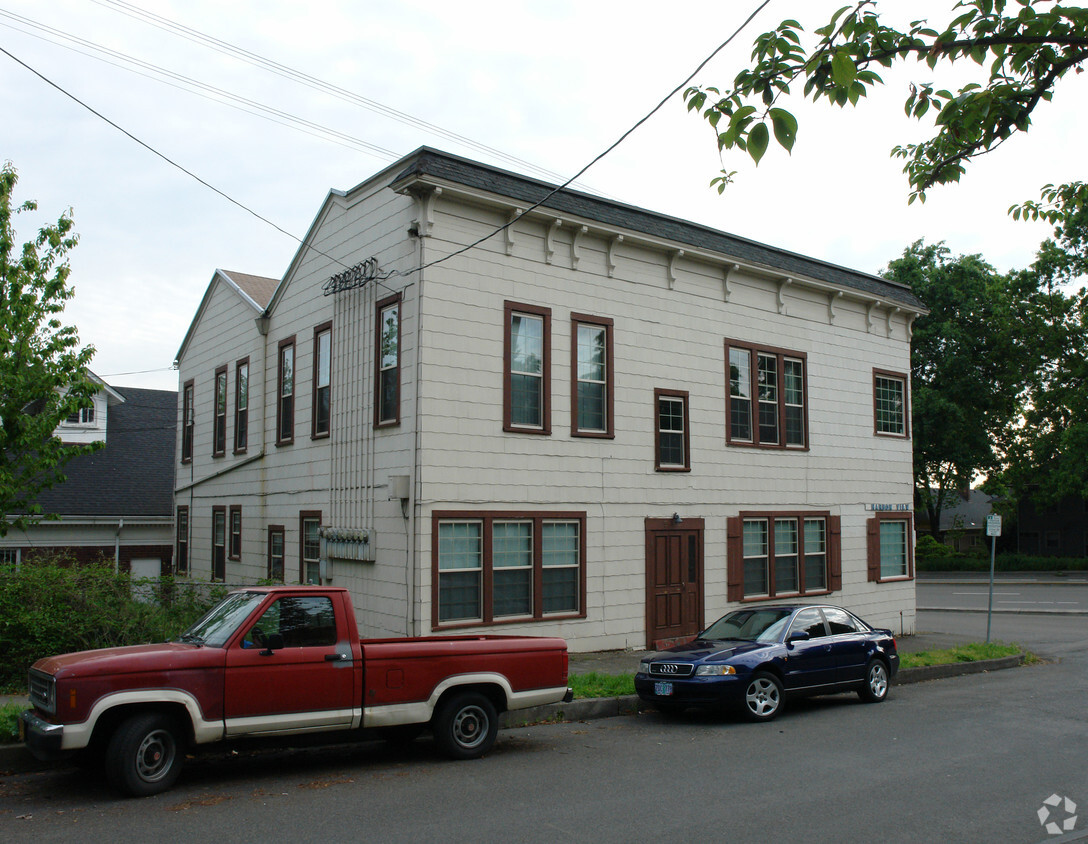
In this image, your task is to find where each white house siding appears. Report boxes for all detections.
[411,191,917,650]
[174,149,921,652]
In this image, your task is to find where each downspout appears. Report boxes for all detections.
[409,219,426,636]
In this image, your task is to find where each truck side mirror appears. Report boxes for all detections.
[260,632,285,655]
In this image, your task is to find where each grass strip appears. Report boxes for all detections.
[899,642,1022,668]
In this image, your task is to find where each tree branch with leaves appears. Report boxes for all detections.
[0,162,100,537]
[686,0,1088,223]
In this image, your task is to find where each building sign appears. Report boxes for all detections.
[865,503,912,511]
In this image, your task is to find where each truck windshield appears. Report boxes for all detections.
[176,591,267,648]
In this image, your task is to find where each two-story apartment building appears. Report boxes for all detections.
[173,147,926,651]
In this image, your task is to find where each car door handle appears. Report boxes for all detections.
[325,653,350,662]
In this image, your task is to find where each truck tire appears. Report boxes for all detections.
[432,691,498,760]
[104,713,184,797]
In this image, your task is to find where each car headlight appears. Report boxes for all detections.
[638,660,652,675]
[695,664,736,676]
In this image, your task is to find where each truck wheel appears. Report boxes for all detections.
[104,713,183,797]
[432,692,498,760]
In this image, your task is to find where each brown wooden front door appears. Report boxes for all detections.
[645,518,704,649]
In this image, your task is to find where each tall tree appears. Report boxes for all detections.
[0,162,99,537]
[685,1,1088,223]
[883,240,1035,536]
[992,207,1088,505]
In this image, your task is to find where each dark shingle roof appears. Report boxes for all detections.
[392,147,925,311]
[30,387,177,518]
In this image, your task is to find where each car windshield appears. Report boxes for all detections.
[699,608,795,643]
[175,591,267,648]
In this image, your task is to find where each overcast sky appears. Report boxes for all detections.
[3,1,1085,392]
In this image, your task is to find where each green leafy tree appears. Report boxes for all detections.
[883,240,1036,537]
[0,162,99,536]
[686,1,1088,222]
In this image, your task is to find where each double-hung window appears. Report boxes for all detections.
[175,506,189,575]
[313,323,331,438]
[300,512,321,584]
[433,511,585,627]
[212,507,226,581]
[868,512,914,581]
[376,295,400,427]
[728,512,839,601]
[655,389,690,471]
[213,366,227,456]
[277,337,295,445]
[181,380,194,463]
[571,314,614,437]
[726,340,807,449]
[229,505,242,561]
[874,369,909,437]
[234,359,249,453]
[504,302,551,433]
[267,526,285,581]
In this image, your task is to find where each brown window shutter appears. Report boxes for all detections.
[727,516,743,602]
[866,517,880,582]
[828,515,842,592]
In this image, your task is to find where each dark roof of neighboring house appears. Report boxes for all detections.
[391,147,927,312]
[937,489,997,532]
[28,387,177,518]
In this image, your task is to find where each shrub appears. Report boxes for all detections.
[0,557,236,691]
[915,534,953,561]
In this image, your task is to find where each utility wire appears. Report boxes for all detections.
[394,0,772,279]
[90,0,604,194]
[0,44,358,275]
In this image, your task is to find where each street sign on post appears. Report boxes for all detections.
[986,515,1001,641]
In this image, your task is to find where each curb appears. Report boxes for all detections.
[920,606,1087,616]
[0,655,1026,775]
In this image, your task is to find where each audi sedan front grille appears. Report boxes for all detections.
[649,662,694,678]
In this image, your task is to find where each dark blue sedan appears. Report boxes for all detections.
[634,604,899,721]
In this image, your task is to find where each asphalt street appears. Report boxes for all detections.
[3,608,1086,844]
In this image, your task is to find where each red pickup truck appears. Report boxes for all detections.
[20,586,571,797]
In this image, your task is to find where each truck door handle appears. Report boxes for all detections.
[325,653,349,662]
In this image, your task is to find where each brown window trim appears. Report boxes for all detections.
[867,511,915,582]
[312,321,332,439]
[276,335,296,446]
[234,357,250,454]
[267,524,285,582]
[375,293,401,429]
[431,510,587,630]
[570,313,615,439]
[181,379,194,464]
[228,504,242,561]
[727,511,841,602]
[212,364,228,457]
[175,505,189,576]
[873,368,910,438]
[654,388,690,472]
[299,510,322,585]
[725,339,809,450]
[503,301,551,435]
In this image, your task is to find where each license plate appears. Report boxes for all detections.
[654,681,673,696]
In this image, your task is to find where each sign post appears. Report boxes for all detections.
[985,514,1002,643]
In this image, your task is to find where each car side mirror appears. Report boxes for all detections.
[260,632,285,655]
[786,631,810,647]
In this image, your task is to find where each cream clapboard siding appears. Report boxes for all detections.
[413,193,915,649]
[176,150,919,651]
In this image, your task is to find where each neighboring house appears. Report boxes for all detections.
[0,372,178,577]
[915,489,997,553]
[173,147,926,651]
[1017,495,1088,557]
